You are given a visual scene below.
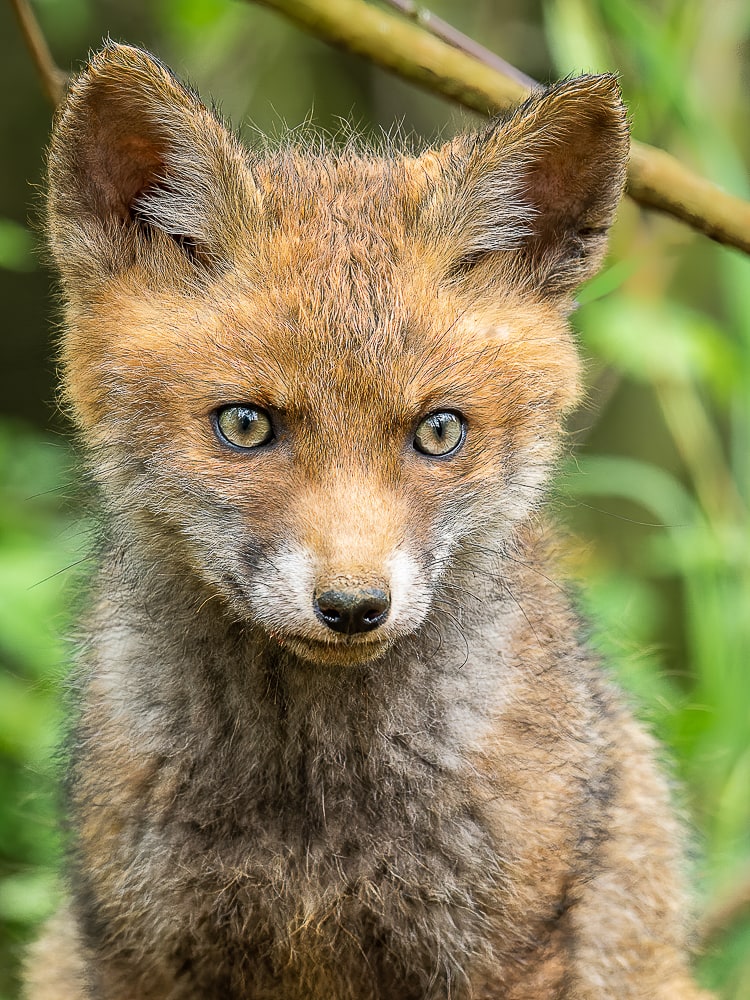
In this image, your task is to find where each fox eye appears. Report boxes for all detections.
[214,405,274,449]
[413,411,466,457]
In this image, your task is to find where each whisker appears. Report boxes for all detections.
[28,556,92,589]
[430,600,470,670]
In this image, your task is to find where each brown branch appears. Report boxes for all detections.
[253,0,529,110]
[8,0,67,106]
[626,141,750,254]
[11,0,750,254]
[249,0,750,256]
[699,868,750,949]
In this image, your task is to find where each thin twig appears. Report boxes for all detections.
[656,380,747,523]
[380,0,538,90]
[699,868,750,949]
[249,0,750,257]
[8,0,67,106]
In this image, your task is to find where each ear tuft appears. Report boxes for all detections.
[428,75,629,295]
[47,42,258,283]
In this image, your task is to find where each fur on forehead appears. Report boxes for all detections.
[60,256,580,441]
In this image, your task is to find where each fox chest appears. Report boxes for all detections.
[166,792,499,998]
[78,669,580,997]
[91,748,511,999]
[106,800,573,1000]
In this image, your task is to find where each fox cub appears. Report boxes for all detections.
[26,42,711,1000]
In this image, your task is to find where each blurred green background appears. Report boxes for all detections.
[1,0,748,996]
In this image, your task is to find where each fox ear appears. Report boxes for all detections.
[429,75,629,295]
[48,42,258,283]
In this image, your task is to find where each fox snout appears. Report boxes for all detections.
[313,580,391,635]
[229,471,434,662]
[240,522,431,664]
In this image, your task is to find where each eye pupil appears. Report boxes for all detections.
[215,405,274,450]
[414,411,465,457]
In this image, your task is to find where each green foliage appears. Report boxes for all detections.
[0,220,36,273]
[0,424,80,999]
[547,1,750,994]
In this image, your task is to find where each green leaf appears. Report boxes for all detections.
[0,871,59,925]
[561,454,701,527]
[0,219,36,273]
[576,257,644,306]
[576,296,743,401]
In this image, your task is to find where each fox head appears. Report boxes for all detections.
[48,44,628,666]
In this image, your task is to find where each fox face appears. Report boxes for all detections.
[48,45,627,667]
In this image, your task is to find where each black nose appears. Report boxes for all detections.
[314,587,390,635]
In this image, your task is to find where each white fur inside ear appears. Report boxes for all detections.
[457,165,536,257]
[47,41,261,277]
[432,78,628,290]
[135,168,214,243]
[133,133,257,251]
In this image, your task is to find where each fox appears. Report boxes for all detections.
[24,41,712,1000]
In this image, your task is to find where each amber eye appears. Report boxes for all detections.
[413,411,466,457]
[214,405,274,449]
